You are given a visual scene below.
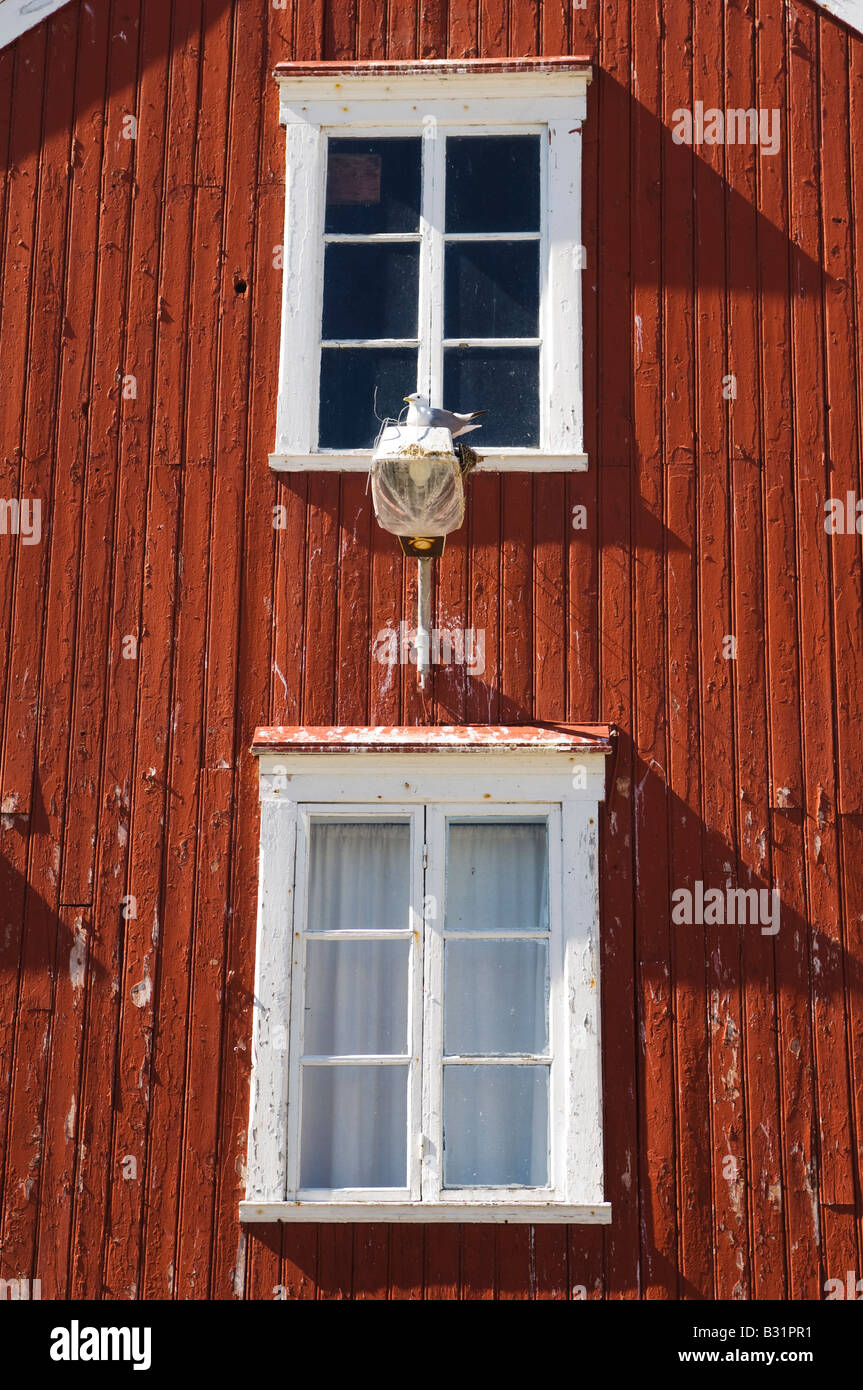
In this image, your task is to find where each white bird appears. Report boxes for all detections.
[403,393,486,438]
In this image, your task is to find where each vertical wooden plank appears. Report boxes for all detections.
[296,0,325,60]
[598,0,638,1303]
[497,1226,532,1299]
[0,12,99,1286]
[663,0,712,1305]
[357,0,387,60]
[841,41,863,1282]
[509,0,539,57]
[479,0,506,57]
[419,0,447,58]
[533,476,566,722]
[369,530,403,726]
[272,475,307,723]
[693,0,751,1302]
[247,1225,283,1300]
[725,0,785,1300]
[175,769,233,1296]
[499,476,532,723]
[533,1225,568,1299]
[0,0,101,1297]
[140,180,218,1296]
[631,0,676,1299]
[0,23,48,819]
[432,497,468,725]
[283,1225,319,1298]
[461,1225,496,1299]
[207,0,276,1302]
[757,0,819,1300]
[231,174,287,1305]
[821,30,863,1290]
[336,477,372,725]
[424,1223,459,1298]
[351,1225,389,1299]
[0,12,77,824]
[260,0,295,184]
[389,1227,424,1298]
[788,1,856,1281]
[388,0,418,60]
[33,911,90,1300]
[448,0,478,58]
[317,1226,354,1298]
[824,28,863,823]
[302,475,340,725]
[324,0,357,59]
[74,0,191,1300]
[567,49,599,723]
[0,28,46,820]
[0,4,79,1291]
[58,0,140,907]
[466,474,500,724]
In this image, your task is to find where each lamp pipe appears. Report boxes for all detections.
[416,557,432,689]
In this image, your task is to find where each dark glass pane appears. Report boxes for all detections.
[325,137,421,234]
[444,241,539,339]
[445,135,540,234]
[322,243,419,341]
[319,347,417,449]
[443,348,539,448]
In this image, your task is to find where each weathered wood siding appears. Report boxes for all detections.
[0,0,861,1299]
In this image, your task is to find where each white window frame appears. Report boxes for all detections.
[270,64,591,474]
[242,741,611,1223]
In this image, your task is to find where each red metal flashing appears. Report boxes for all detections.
[252,725,615,755]
[273,57,593,79]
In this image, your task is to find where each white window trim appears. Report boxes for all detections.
[242,741,611,1224]
[271,65,591,474]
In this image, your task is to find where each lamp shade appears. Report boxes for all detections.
[371,425,465,539]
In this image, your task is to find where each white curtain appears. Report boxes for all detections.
[442,821,550,1188]
[301,821,410,1189]
[298,817,551,1190]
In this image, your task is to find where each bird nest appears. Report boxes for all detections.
[455,441,479,477]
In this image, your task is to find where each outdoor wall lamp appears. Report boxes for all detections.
[370,423,467,689]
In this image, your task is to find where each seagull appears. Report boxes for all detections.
[403,393,487,438]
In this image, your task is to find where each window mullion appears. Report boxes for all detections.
[421,805,444,1203]
[418,121,445,404]
[407,807,426,1201]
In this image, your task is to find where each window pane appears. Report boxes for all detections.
[322,243,419,341]
[308,822,411,931]
[304,940,409,1055]
[300,1065,408,1188]
[443,1065,548,1187]
[444,940,548,1056]
[443,348,539,448]
[444,241,539,340]
[445,135,540,234]
[319,348,417,449]
[446,821,549,931]
[325,137,422,234]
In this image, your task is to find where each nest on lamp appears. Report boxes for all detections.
[455,440,479,477]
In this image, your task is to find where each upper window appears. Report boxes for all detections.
[271,61,591,472]
[241,725,613,1224]
[320,133,542,451]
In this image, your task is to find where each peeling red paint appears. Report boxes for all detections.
[252,724,615,754]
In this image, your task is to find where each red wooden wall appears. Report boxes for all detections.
[1,0,861,1300]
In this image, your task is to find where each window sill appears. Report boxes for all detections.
[269,451,589,474]
[240,1200,612,1224]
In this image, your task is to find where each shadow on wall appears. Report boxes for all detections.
[241,731,857,1300]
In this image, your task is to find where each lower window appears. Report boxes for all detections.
[242,737,610,1222]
